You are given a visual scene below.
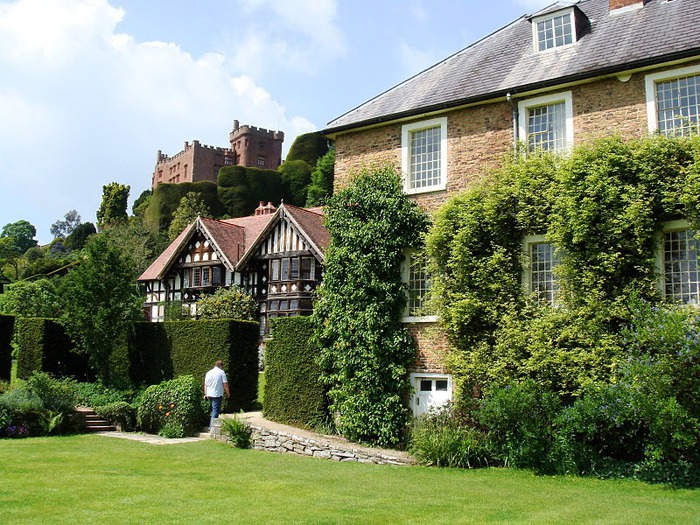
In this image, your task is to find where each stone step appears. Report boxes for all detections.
[76,407,116,433]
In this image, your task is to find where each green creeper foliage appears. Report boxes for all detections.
[306,149,335,206]
[313,164,429,446]
[196,286,257,321]
[96,182,130,230]
[427,134,700,401]
[264,317,327,429]
[285,131,329,166]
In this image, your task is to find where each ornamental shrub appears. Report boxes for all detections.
[196,286,257,321]
[0,315,13,381]
[313,164,430,447]
[221,414,252,448]
[410,404,495,469]
[476,380,561,472]
[136,375,206,437]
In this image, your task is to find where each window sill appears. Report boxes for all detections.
[402,315,438,324]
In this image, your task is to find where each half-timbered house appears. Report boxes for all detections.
[138,202,329,338]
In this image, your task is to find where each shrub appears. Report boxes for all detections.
[136,376,206,437]
[410,404,494,469]
[477,380,561,472]
[221,414,252,448]
[196,286,257,321]
[74,382,140,408]
[0,315,14,381]
[94,401,137,431]
[263,317,327,429]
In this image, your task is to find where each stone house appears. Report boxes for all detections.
[321,0,700,415]
[138,201,329,337]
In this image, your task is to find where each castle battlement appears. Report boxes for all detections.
[152,118,284,189]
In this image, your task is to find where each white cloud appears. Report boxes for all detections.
[225,0,345,76]
[0,0,319,243]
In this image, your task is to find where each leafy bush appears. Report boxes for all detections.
[136,376,206,438]
[477,380,561,472]
[410,404,494,468]
[196,286,257,321]
[221,414,252,448]
[0,315,13,381]
[94,401,137,431]
[74,382,138,408]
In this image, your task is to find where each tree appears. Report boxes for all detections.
[1,279,61,318]
[59,234,143,384]
[313,165,430,446]
[168,192,212,241]
[50,210,81,239]
[132,189,152,217]
[285,132,329,166]
[279,160,312,207]
[64,222,96,251]
[306,149,335,206]
[1,220,38,255]
[103,217,168,277]
[96,182,130,230]
[196,286,257,320]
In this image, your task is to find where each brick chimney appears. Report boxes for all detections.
[609,0,645,11]
[254,201,277,216]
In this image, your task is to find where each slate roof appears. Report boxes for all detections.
[323,0,700,134]
[138,204,329,281]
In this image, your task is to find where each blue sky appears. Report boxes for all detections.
[0,0,554,244]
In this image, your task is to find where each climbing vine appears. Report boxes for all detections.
[427,134,700,401]
[313,165,429,446]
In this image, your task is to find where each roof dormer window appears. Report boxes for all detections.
[532,7,579,52]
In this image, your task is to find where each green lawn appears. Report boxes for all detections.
[0,435,698,524]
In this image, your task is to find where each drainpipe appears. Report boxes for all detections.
[506,92,519,157]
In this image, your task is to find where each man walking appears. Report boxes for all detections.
[204,359,230,430]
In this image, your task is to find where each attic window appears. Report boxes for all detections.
[532,8,576,52]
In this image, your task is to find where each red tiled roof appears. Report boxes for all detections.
[138,205,329,282]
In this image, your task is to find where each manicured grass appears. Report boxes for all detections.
[0,435,698,524]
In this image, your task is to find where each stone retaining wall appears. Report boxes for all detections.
[210,420,413,466]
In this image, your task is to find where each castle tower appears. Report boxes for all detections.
[229,120,284,171]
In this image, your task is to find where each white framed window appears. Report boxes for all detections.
[402,251,437,323]
[646,64,700,137]
[518,91,573,153]
[658,220,700,305]
[401,117,447,194]
[523,235,561,305]
[532,8,576,53]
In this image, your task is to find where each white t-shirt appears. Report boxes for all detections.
[204,366,228,398]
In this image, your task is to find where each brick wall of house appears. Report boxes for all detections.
[333,63,700,376]
[407,322,450,374]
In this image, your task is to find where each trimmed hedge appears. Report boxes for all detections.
[15,318,92,381]
[0,315,13,381]
[130,319,259,411]
[264,317,327,428]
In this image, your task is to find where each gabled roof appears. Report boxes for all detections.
[235,204,330,269]
[138,205,329,282]
[138,217,245,281]
[323,0,700,135]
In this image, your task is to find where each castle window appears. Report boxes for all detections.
[257,155,266,167]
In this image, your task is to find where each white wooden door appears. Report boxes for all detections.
[411,375,451,417]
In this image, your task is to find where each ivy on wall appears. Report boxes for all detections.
[313,165,429,446]
[427,135,700,401]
